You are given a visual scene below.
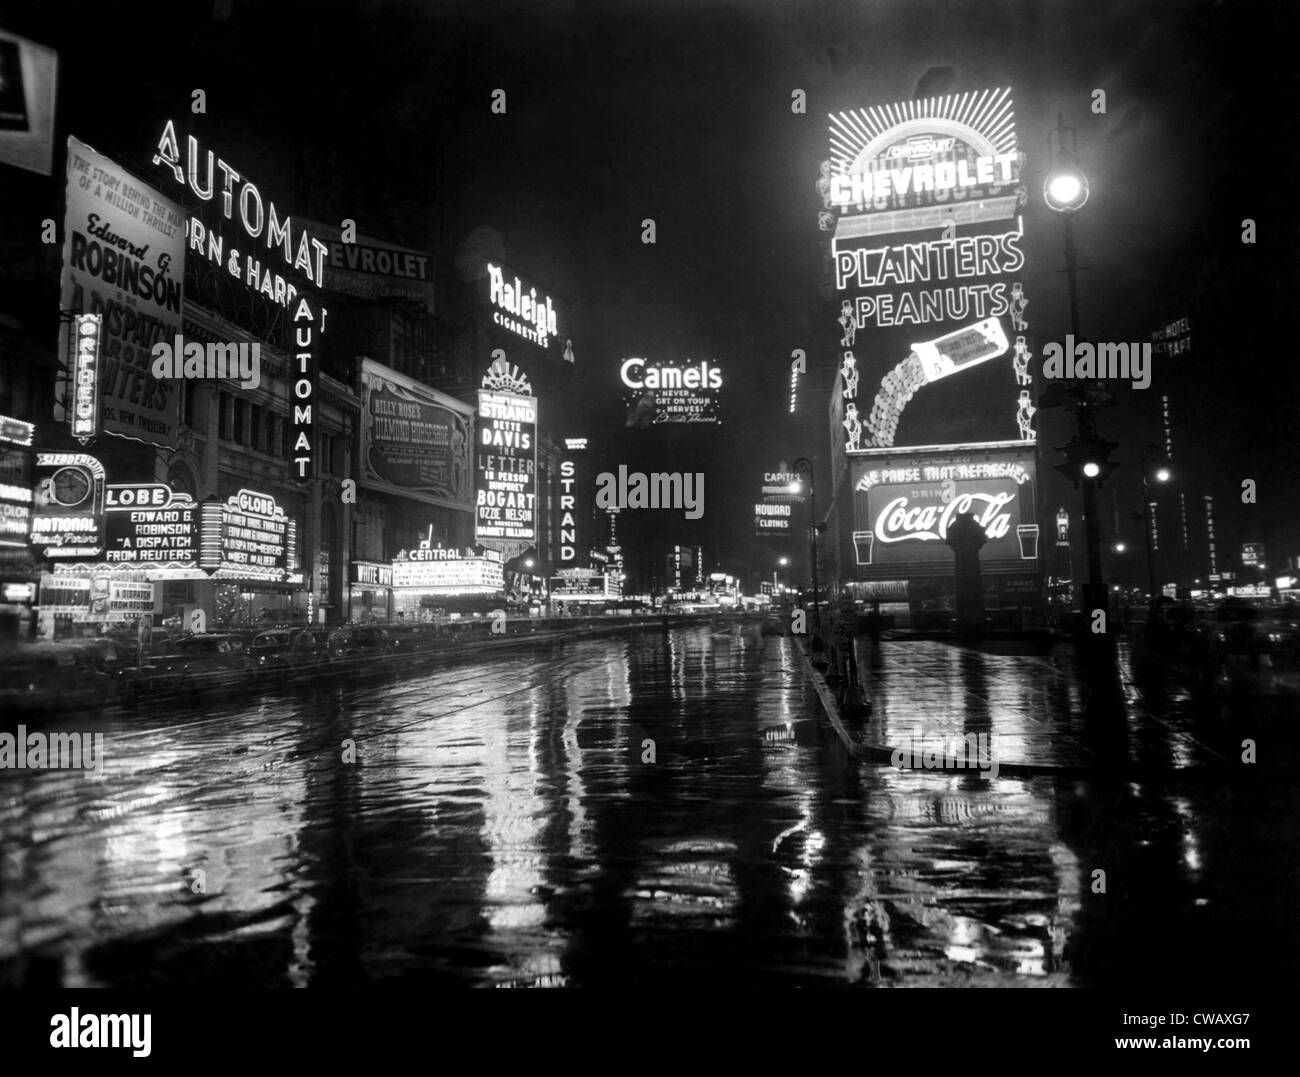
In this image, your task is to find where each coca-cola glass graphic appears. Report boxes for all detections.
[853,530,874,565]
[1017,524,1039,560]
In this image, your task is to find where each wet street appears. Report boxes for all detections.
[2,620,1295,988]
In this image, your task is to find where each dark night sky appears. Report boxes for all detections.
[5,0,1298,580]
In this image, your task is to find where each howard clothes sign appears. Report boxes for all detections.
[849,446,1039,578]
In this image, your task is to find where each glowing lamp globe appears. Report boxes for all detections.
[1044,168,1090,213]
[1082,461,1101,478]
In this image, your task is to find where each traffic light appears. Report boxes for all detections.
[1054,435,1119,489]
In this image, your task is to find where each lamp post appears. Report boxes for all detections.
[1139,446,1171,603]
[791,457,819,638]
[774,555,788,596]
[1045,113,1114,625]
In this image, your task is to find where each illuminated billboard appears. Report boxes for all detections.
[824,88,1033,450]
[475,358,537,543]
[30,452,105,559]
[755,502,792,537]
[359,359,473,510]
[151,121,326,352]
[391,545,504,593]
[621,358,721,425]
[69,313,102,442]
[104,482,200,574]
[200,488,298,582]
[60,137,185,448]
[849,443,1039,579]
[0,415,33,551]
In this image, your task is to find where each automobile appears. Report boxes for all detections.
[327,625,392,665]
[386,622,442,657]
[119,633,256,706]
[0,643,112,715]
[252,627,332,676]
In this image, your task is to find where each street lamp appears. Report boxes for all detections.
[1114,542,1126,553]
[1139,445,1171,603]
[774,555,789,596]
[791,457,821,639]
[1045,112,1114,626]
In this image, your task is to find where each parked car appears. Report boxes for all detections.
[327,625,392,665]
[0,643,112,715]
[119,633,256,705]
[387,622,443,657]
[249,628,332,679]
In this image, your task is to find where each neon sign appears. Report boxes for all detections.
[487,263,558,347]
[70,314,102,442]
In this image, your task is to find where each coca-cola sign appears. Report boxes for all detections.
[875,491,1016,544]
[850,445,1038,578]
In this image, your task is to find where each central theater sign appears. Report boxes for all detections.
[825,87,1034,450]
[850,444,1038,578]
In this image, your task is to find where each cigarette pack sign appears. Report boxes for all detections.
[104,483,199,571]
[849,445,1038,579]
[201,489,296,582]
[824,88,1034,450]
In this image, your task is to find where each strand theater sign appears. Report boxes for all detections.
[475,358,537,543]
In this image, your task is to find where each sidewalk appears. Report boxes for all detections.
[794,632,1270,777]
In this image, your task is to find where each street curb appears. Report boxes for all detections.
[790,634,862,759]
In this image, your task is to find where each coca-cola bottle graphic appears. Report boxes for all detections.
[853,531,874,565]
[1016,524,1039,560]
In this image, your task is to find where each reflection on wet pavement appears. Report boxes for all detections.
[1,624,1295,987]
